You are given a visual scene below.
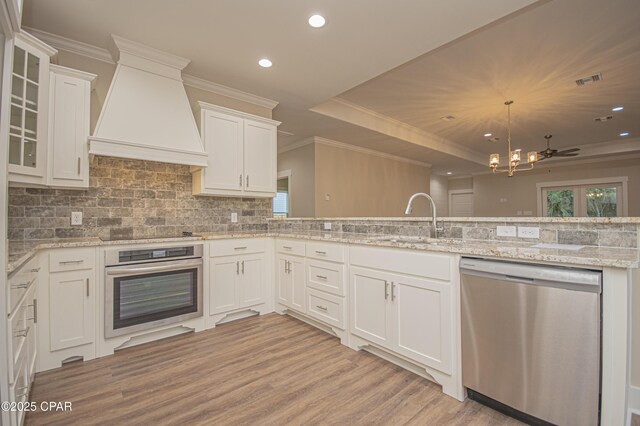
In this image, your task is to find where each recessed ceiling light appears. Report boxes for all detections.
[258,58,272,68]
[308,14,326,28]
[484,133,492,137]
[612,106,624,112]
[619,131,630,137]
[446,172,453,175]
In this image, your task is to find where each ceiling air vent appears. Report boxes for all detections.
[575,73,603,86]
[440,115,456,121]
[594,115,613,122]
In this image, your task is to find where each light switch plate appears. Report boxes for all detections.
[71,212,83,226]
[231,212,238,223]
[496,225,516,237]
[324,222,332,230]
[518,226,540,239]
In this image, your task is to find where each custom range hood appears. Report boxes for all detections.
[89,35,207,167]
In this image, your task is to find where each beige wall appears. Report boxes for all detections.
[53,50,271,134]
[430,175,449,217]
[314,143,430,217]
[473,158,640,217]
[448,177,474,191]
[277,142,315,217]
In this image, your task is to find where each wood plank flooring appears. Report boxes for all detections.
[26,314,521,425]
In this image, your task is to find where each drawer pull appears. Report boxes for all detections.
[30,267,40,273]
[282,246,293,250]
[11,283,29,289]
[15,327,30,338]
[315,250,327,255]
[59,260,84,265]
[316,305,328,311]
[316,275,328,280]
[234,246,247,250]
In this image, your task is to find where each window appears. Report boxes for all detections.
[538,178,627,217]
[273,174,290,217]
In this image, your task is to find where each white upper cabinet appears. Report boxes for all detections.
[8,31,56,185]
[193,102,280,198]
[47,65,96,188]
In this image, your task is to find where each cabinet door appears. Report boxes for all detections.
[202,110,244,193]
[391,274,452,374]
[238,254,265,308]
[243,119,276,194]
[8,36,51,184]
[209,257,239,315]
[349,266,392,349]
[290,257,306,313]
[49,70,90,187]
[276,256,292,306]
[49,270,94,351]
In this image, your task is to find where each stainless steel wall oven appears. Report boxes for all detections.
[104,245,203,338]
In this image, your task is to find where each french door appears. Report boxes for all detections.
[541,180,626,217]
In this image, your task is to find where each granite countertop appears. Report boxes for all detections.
[267,216,640,224]
[8,231,639,275]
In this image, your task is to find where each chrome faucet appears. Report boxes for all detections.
[404,193,443,239]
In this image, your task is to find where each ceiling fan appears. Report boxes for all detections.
[537,134,579,160]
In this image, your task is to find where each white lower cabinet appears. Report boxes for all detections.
[349,246,453,375]
[209,253,266,315]
[37,248,97,372]
[276,254,305,313]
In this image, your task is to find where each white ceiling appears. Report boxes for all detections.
[21,0,540,175]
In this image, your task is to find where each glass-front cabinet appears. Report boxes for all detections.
[8,31,56,184]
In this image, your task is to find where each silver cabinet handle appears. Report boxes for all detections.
[15,327,30,338]
[77,157,81,175]
[86,278,90,297]
[30,267,40,273]
[285,260,289,274]
[33,299,38,323]
[234,246,247,250]
[315,250,327,255]
[391,282,396,301]
[11,276,36,290]
[241,260,245,274]
[236,261,240,275]
[316,305,328,311]
[316,275,328,280]
[282,246,292,250]
[60,260,84,265]
[246,175,249,187]
[384,281,389,300]
[239,174,243,187]
[106,259,203,276]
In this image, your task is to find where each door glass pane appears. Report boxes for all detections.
[118,271,195,320]
[546,189,574,217]
[24,109,37,136]
[11,75,23,99]
[9,135,21,165]
[586,187,617,217]
[13,46,25,75]
[23,139,37,168]
[25,81,38,109]
[10,104,22,128]
[26,53,39,82]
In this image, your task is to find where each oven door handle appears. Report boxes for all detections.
[106,259,203,276]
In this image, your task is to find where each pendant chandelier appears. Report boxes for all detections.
[489,100,538,177]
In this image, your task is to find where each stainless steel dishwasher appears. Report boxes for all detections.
[460,257,601,426]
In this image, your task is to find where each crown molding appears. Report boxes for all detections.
[185,74,278,109]
[23,26,279,110]
[314,136,431,168]
[277,137,314,154]
[312,97,486,166]
[110,34,190,70]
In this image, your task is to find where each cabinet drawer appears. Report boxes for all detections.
[349,245,452,281]
[307,260,345,296]
[307,242,344,263]
[9,300,29,384]
[50,248,95,272]
[8,271,36,316]
[11,348,29,425]
[307,289,345,330]
[210,238,266,257]
[276,239,305,256]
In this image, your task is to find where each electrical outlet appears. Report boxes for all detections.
[231,212,238,223]
[496,225,516,237]
[325,193,331,201]
[324,222,332,231]
[518,226,540,239]
[71,212,83,226]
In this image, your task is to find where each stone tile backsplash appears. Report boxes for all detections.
[8,156,271,242]
[268,218,638,248]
